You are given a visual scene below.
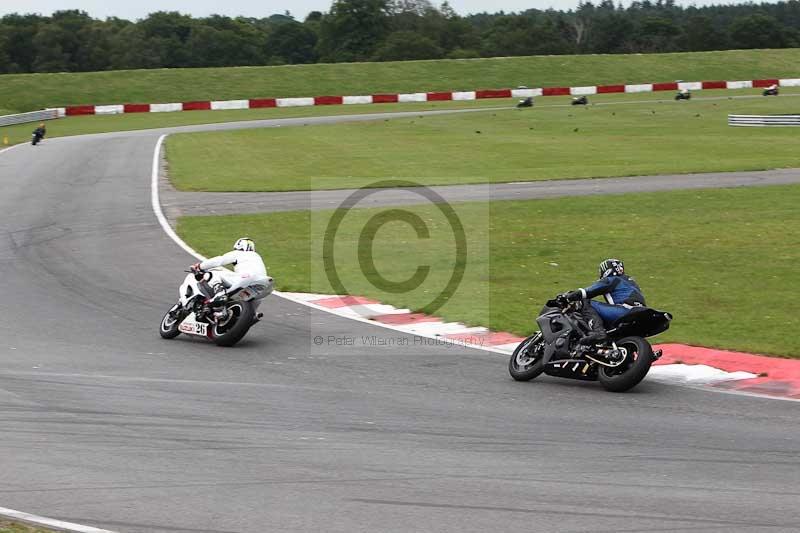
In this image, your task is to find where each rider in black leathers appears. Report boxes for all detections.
[32,123,47,144]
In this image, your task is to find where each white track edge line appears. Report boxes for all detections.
[672,382,800,403]
[150,134,509,355]
[0,143,25,155]
[0,506,117,533]
[151,135,204,261]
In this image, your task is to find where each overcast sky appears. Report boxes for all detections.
[0,0,759,21]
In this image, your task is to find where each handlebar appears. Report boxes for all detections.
[184,269,211,282]
[547,295,579,312]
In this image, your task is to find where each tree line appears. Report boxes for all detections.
[1,0,799,74]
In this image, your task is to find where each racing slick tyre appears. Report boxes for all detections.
[159,303,183,339]
[509,333,546,381]
[210,301,255,347]
[597,336,653,392]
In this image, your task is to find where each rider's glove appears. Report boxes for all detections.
[190,262,202,273]
[566,290,583,302]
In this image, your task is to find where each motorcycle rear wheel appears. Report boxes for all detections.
[210,301,254,347]
[597,336,653,392]
[508,333,545,381]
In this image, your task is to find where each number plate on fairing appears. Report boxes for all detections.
[179,314,208,336]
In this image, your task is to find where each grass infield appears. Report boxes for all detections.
[1,48,799,113]
[167,89,800,192]
[177,185,800,358]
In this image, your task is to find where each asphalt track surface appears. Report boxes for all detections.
[1,111,799,533]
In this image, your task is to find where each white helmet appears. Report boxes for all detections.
[233,237,255,252]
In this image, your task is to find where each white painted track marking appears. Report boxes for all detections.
[0,142,26,155]
[150,134,203,261]
[0,506,117,533]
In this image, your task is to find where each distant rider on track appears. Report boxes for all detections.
[31,122,47,145]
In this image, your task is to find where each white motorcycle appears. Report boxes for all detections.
[159,269,273,347]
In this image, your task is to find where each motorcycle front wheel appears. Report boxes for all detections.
[597,336,653,392]
[159,303,183,339]
[508,333,546,381]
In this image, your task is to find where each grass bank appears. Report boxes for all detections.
[1,49,798,112]
[177,185,800,357]
[167,90,800,192]
[0,520,58,533]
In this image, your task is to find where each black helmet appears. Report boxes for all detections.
[599,258,624,279]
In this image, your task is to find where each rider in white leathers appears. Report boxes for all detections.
[191,238,271,306]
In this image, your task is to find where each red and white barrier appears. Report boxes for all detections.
[47,77,796,118]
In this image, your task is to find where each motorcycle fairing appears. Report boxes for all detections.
[607,307,672,339]
[536,306,580,364]
[178,312,211,338]
[229,281,273,303]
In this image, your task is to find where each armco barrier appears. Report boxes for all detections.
[729,114,800,126]
[0,109,59,127]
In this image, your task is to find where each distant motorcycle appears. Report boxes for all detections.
[516,97,534,108]
[509,295,672,392]
[675,89,691,101]
[31,126,45,146]
[571,95,588,106]
[763,85,779,96]
[160,268,273,347]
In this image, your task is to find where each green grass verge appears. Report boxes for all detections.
[1,49,799,112]
[0,520,58,533]
[167,89,800,192]
[0,98,505,146]
[178,185,800,357]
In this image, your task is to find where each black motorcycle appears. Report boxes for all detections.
[675,90,691,100]
[763,86,779,96]
[571,96,588,106]
[31,127,45,146]
[509,296,672,392]
[516,97,534,108]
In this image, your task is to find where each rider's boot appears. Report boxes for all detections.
[207,284,228,307]
[579,331,608,346]
[573,330,608,354]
